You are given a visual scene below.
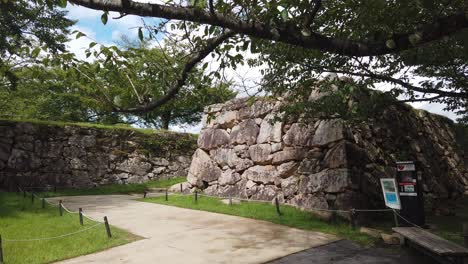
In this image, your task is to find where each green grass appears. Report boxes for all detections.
[40,177,187,198]
[141,194,377,246]
[0,192,139,264]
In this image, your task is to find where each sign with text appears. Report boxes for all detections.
[380,178,401,210]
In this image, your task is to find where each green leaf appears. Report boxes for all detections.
[89,42,97,49]
[101,12,108,25]
[31,47,41,58]
[138,28,144,41]
[57,0,67,8]
[76,32,86,39]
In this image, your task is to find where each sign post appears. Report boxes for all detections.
[380,178,401,227]
[396,161,425,227]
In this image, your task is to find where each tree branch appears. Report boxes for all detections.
[68,0,468,56]
[115,30,235,113]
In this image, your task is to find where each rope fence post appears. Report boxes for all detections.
[104,216,112,238]
[54,185,57,193]
[23,189,26,198]
[229,197,232,206]
[143,191,147,198]
[42,198,45,209]
[274,197,282,216]
[79,208,83,226]
[195,190,198,203]
[463,223,468,248]
[59,200,63,216]
[165,189,168,201]
[31,192,34,204]
[0,234,3,264]
[180,183,182,193]
[350,209,357,229]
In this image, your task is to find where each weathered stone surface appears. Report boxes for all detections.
[215,111,238,128]
[248,144,272,164]
[219,169,241,186]
[281,176,299,197]
[283,123,314,146]
[0,121,195,189]
[305,169,350,193]
[198,128,230,150]
[238,100,274,119]
[257,113,282,144]
[271,147,307,164]
[230,119,259,145]
[210,148,240,168]
[234,158,254,172]
[322,141,347,169]
[251,185,277,201]
[243,165,278,184]
[187,149,222,186]
[277,161,298,178]
[311,119,346,146]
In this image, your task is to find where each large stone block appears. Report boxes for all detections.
[311,119,346,146]
[219,169,241,185]
[187,149,222,186]
[283,123,314,146]
[230,119,259,146]
[214,111,238,128]
[243,165,278,184]
[248,144,272,164]
[257,113,282,144]
[197,128,230,150]
[304,169,351,193]
[271,147,306,164]
[210,148,239,168]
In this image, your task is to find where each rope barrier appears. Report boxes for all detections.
[393,210,424,229]
[2,223,103,242]
[164,190,393,214]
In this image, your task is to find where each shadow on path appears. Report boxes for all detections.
[268,240,437,264]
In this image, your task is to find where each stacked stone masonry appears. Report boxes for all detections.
[0,121,196,189]
[188,97,468,216]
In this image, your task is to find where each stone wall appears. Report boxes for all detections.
[0,120,197,189]
[187,97,468,215]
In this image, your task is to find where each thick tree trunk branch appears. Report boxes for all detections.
[69,0,468,56]
[114,30,235,113]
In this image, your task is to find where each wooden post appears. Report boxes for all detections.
[165,189,168,201]
[42,198,45,209]
[350,209,357,229]
[275,197,282,216]
[31,192,34,203]
[229,198,232,206]
[23,190,26,198]
[79,208,83,226]
[0,234,3,264]
[59,200,63,216]
[463,223,468,248]
[195,190,198,203]
[143,191,147,198]
[104,216,112,238]
[54,185,57,192]
[180,183,183,193]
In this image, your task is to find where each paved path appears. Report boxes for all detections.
[268,240,437,264]
[49,195,337,264]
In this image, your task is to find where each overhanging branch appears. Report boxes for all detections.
[68,0,468,56]
[115,30,235,113]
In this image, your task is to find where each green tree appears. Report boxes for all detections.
[64,0,467,121]
[0,0,74,89]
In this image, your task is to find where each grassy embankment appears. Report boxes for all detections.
[0,192,139,264]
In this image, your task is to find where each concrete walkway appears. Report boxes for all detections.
[49,195,338,264]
